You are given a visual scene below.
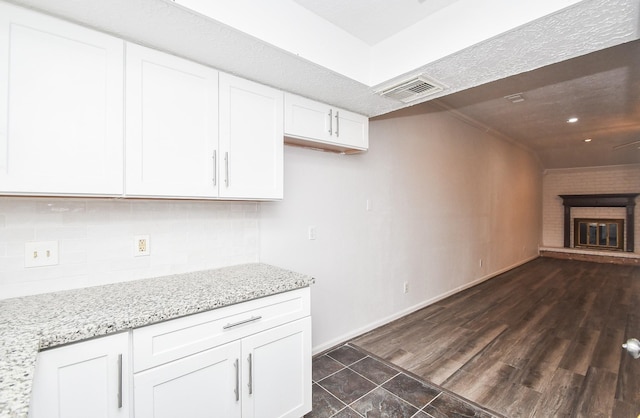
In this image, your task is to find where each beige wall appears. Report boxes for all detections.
[542,164,640,253]
[259,103,543,352]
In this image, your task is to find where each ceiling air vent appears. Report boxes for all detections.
[377,76,445,103]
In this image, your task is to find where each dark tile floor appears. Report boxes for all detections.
[305,344,502,418]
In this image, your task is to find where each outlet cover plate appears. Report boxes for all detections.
[25,241,59,268]
[134,235,150,257]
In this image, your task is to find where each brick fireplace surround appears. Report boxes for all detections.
[559,193,638,252]
[540,193,640,265]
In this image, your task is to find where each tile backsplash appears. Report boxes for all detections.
[0,197,259,299]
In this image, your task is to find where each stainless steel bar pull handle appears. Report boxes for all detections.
[222,315,262,329]
[212,150,217,186]
[234,358,240,401]
[224,152,229,187]
[248,353,253,395]
[117,354,123,409]
[328,109,333,135]
[335,111,340,137]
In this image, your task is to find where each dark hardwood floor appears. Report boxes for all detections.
[350,257,640,417]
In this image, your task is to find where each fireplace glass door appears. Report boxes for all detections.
[574,218,624,251]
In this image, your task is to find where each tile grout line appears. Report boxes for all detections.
[348,343,504,417]
[311,344,504,418]
[313,382,350,414]
[319,353,422,415]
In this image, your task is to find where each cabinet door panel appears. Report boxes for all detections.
[134,341,241,418]
[30,332,130,418]
[284,93,332,142]
[0,3,123,195]
[242,318,312,418]
[336,109,369,150]
[125,43,218,198]
[219,74,283,199]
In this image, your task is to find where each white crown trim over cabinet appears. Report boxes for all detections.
[0,2,124,196]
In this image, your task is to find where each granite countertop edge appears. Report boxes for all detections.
[0,263,313,418]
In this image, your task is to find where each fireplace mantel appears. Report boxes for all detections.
[559,193,639,252]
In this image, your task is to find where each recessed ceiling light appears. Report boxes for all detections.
[504,93,525,103]
[567,117,579,123]
[584,138,592,142]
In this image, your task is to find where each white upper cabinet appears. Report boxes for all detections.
[125,43,219,198]
[219,74,283,200]
[284,93,368,153]
[0,3,124,195]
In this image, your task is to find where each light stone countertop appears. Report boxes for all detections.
[0,263,313,418]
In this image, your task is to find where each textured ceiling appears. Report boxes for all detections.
[7,0,638,118]
[433,40,640,169]
[291,0,458,45]
[4,0,640,169]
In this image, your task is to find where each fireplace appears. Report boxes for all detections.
[574,218,624,251]
[559,193,638,252]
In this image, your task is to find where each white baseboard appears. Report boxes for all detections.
[312,254,539,355]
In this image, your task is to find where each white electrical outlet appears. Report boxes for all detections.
[25,241,59,268]
[403,281,409,294]
[308,226,317,240]
[134,235,150,256]
[479,259,483,267]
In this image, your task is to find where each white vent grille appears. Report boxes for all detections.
[377,76,445,103]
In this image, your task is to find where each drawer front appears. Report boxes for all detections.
[133,287,310,372]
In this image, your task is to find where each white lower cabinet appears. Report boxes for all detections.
[132,287,311,418]
[134,341,242,418]
[28,289,311,418]
[133,318,311,418]
[241,318,311,418]
[29,332,130,418]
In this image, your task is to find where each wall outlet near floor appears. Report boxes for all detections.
[479,259,483,267]
[308,226,317,240]
[403,281,409,294]
[25,241,59,268]
[134,235,150,256]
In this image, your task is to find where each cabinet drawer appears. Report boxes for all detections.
[133,287,310,372]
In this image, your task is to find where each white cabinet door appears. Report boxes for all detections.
[134,341,242,418]
[284,94,333,143]
[125,43,219,198]
[334,108,369,150]
[29,332,130,418]
[241,318,312,418]
[284,93,368,152]
[219,74,283,199]
[0,3,124,196]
